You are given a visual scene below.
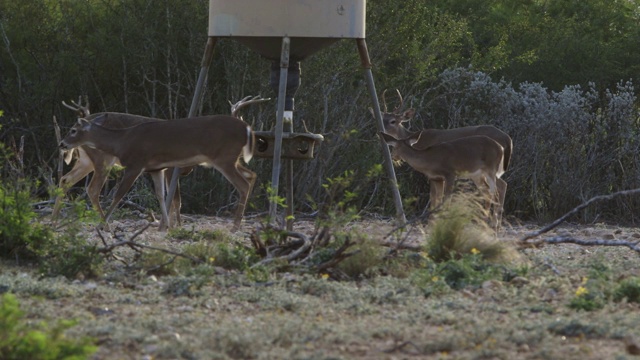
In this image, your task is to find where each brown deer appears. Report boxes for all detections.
[376,89,512,224]
[379,132,505,226]
[53,97,185,229]
[54,96,267,230]
[60,113,257,231]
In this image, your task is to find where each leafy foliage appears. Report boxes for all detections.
[0,293,97,359]
[0,180,53,261]
[613,277,640,304]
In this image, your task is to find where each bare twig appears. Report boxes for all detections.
[252,231,312,267]
[380,241,421,251]
[316,237,358,272]
[525,235,640,254]
[383,340,422,355]
[521,188,640,241]
[95,224,204,264]
[53,115,63,183]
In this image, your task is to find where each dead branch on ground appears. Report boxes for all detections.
[527,235,640,253]
[250,224,358,273]
[521,188,640,254]
[95,224,203,264]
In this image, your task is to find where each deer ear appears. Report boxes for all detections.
[91,114,107,126]
[402,108,415,120]
[379,132,397,145]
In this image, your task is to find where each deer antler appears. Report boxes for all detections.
[393,89,404,113]
[229,95,271,118]
[381,89,389,112]
[62,96,91,117]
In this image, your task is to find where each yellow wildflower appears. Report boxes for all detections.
[321,273,329,280]
[575,286,589,297]
[471,248,480,255]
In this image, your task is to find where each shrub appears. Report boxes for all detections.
[34,200,103,279]
[568,276,607,312]
[336,234,386,279]
[0,181,54,261]
[613,277,640,304]
[0,293,97,359]
[425,193,518,264]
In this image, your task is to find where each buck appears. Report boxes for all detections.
[55,96,267,230]
[375,90,513,224]
[52,97,186,229]
[59,113,256,231]
[379,132,505,225]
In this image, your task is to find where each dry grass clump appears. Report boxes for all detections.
[425,192,519,264]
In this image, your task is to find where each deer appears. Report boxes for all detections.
[375,89,513,225]
[59,111,257,231]
[379,132,505,226]
[52,97,186,229]
[54,96,268,230]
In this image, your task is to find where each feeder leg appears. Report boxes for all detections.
[356,38,407,226]
[269,37,291,223]
[286,119,294,231]
[166,37,217,213]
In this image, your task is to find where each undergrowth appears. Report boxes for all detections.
[0,293,97,359]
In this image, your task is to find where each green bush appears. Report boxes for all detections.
[336,234,385,279]
[212,243,259,271]
[34,199,102,279]
[568,278,607,312]
[613,277,640,303]
[0,142,102,278]
[0,293,97,359]
[0,181,54,261]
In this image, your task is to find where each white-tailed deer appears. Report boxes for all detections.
[54,96,268,230]
[60,113,256,231]
[376,89,513,224]
[53,97,186,229]
[380,132,504,225]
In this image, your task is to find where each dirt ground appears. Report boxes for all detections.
[2,215,640,360]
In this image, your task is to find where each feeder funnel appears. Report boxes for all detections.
[208,0,366,61]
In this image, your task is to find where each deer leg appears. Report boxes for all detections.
[150,170,170,231]
[483,175,499,229]
[217,162,256,231]
[85,164,112,219]
[52,160,94,218]
[443,175,456,206]
[103,168,144,226]
[495,178,507,228]
[429,179,445,210]
[165,170,186,227]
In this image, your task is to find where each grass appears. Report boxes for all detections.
[3,241,639,360]
[1,205,640,359]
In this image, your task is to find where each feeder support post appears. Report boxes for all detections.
[356,38,407,226]
[166,37,217,211]
[268,37,291,222]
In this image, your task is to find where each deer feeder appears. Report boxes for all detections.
[168,0,406,229]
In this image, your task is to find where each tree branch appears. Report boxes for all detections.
[521,188,640,241]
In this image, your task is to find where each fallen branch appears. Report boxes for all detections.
[251,231,312,267]
[96,224,204,264]
[523,235,640,254]
[521,188,640,241]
